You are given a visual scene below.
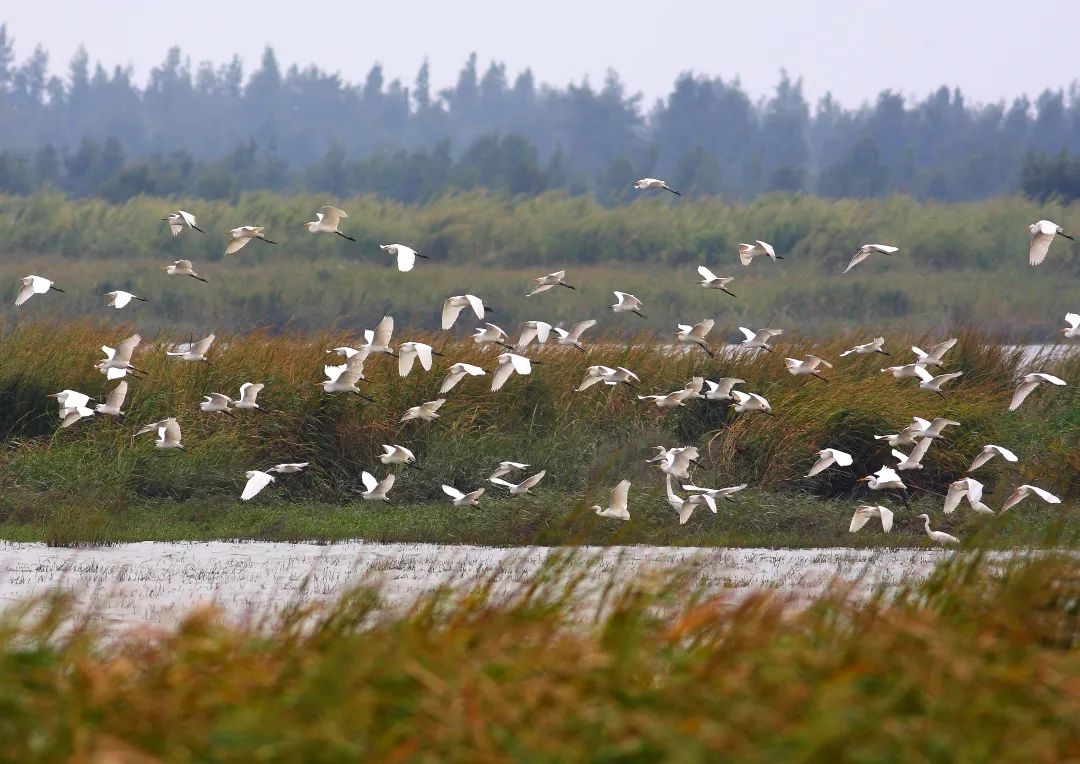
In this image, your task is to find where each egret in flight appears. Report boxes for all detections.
[968,444,1018,472]
[379,444,419,469]
[1028,220,1074,266]
[241,470,275,501]
[665,476,716,524]
[199,393,234,416]
[268,463,309,474]
[1000,484,1061,513]
[225,226,277,255]
[97,334,144,379]
[492,353,533,391]
[380,244,428,272]
[154,418,185,451]
[490,469,547,496]
[528,270,575,296]
[785,355,832,382]
[94,381,128,418]
[1009,372,1067,411]
[944,478,993,514]
[881,363,927,379]
[680,482,748,501]
[234,383,265,411]
[656,446,699,480]
[105,290,148,309]
[849,504,894,533]
[675,319,715,357]
[1063,313,1080,338]
[738,327,782,352]
[164,210,204,235]
[738,241,780,267]
[696,266,736,296]
[442,484,486,507]
[167,334,215,363]
[306,206,356,240]
[840,337,890,357]
[843,244,899,274]
[592,479,631,520]
[553,320,597,351]
[442,295,491,329]
[474,323,513,350]
[362,316,396,356]
[916,514,959,546]
[15,275,63,306]
[360,471,396,502]
[913,366,963,397]
[439,362,486,393]
[731,390,772,415]
[398,341,441,377]
[860,466,906,491]
[163,259,208,283]
[703,378,744,401]
[321,356,373,398]
[806,448,853,477]
[911,338,957,369]
[489,461,529,481]
[892,438,933,470]
[611,291,647,318]
[632,177,680,195]
[48,390,94,428]
[400,398,446,423]
[515,321,553,351]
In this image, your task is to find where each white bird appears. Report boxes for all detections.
[592,479,631,520]
[860,466,906,491]
[908,416,961,440]
[731,390,772,415]
[675,319,715,357]
[849,504,894,533]
[806,448,853,477]
[665,476,716,525]
[362,316,396,356]
[360,471,396,501]
[696,266,736,296]
[553,320,597,352]
[104,290,148,309]
[528,270,575,296]
[577,366,615,391]
[913,366,964,397]
[1000,484,1062,513]
[154,418,185,451]
[379,444,419,469]
[442,295,491,330]
[94,381,128,417]
[785,355,833,382]
[167,334,215,363]
[379,243,428,272]
[881,363,927,379]
[15,275,64,306]
[968,444,1019,472]
[96,334,144,380]
[241,470,275,501]
[633,177,680,195]
[1009,372,1067,411]
[738,327,782,352]
[1062,313,1080,339]
[516,321,553,351]
[891,438,933,471]
[490,461,529,481]
[843,244,899,274]
[611,291,647,318]
[326,346,364,360]
[680,376,706,401]
[305,206,356,240]
[320,355,373,399]
[490,470,547,496]
[1028,220,1074,266]
[442,484,486,507]
[637,389,694,410]
[163,210,204,236]
[268,463,309,474]
[439,362,486,393]
[401,398,446,423]
[578,366,640,391]
[737,241,780,267]
[162,259,208,283]
[48,389,94,428]
[916,514,959,546]
[473,323,513,349]
[199,393,234,416]
[234,383,265,411]
[874,430,921,449]
[492,353,533,391]
[839,337,890,357]
[911,338,958,369]
[680,482,748,500]
[944,478,993,515]
[134,419,169,439]
[703,378,744,401]
[398,341,440,377]
[657,446,700,480]
[225,225,276,255]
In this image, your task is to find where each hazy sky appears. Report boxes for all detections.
[3,1,1077,107]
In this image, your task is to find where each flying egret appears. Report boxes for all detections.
[553,320,597,352]
[703,378,744,401]
[473,323,513,350]
[97,334,144,380]
[94,381,128,417]
[379,444,419,469]
[843,244,899,274]
[592,479,631,520]
[241,470,275,501]
[840,337,890,357]
[234,383,265,411]
[944,478,993,514]
[305,206,356,240]
[577,366,641,391]
[737,241,780,267]
[327,346,364,360]
[849,504,894,533]
[1063,313,1080,339]
[134,419,169,439]
[881,363,926,379]
[911,338,958,369]
[657,446,699,480]
[163,259,208,282]
[785,355,833,382]
[916,514,959,546]
[908,416,961,440]
[632,177,680,195]
[48,390,94,428]
[225,226,276,255]
[492,353,533,391]
[528,270,575,296]
[696,266,736,296]
[611,291,647,318]
[738,327,783,352]
[379,243,428,272]
[268,463,309,474]
[1028,220,1074,266]
[104,290,148,309]
[199,393,234,416]
[638,389,694,410]
[442,485,485,507]
[859,466,906,491]
[665,476,716,525]
[439,362,486,393]
[398,341,441,377]
[401,399,446,423]
[490,469,547,496]
[489,461,529,481]
[164,210,204,235]
[320,356,373,399]
[680,376,705,401]
[675,319,715,357]
[15,275,63,306]
[442,295,491,330]
[154,418,185,451]
[515,321,553,351]
[731,390,772,415]
[1000,484,1061,513]
[167,334,215,363]
[577,365,616,391]
[913,366,963,397]
[806,448,853,477]
[680,482,748,500]
[1009,372,1067,411]
[892,438,933,470]
[968,444,1019,472]
[360,471,396,502]
[362,316,396,356]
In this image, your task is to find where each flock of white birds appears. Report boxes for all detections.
[14,188,1080,546]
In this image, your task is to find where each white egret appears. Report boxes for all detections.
[849,504,894,533]
[362,316,396,356]
[892,438,933,470]
[442,295,491,330]
[163,210,204,235]
[439,362,486,393]
[360,471,396,502]
[806,448,853,477]
[696,266,736,296]
[490,470,547,496]
[703,378,744,401]
[681,482,747,500]
[154,418,185,451]
[320,356,373,399]
[134,419,169,439]
[225,225,276,255]
[913,366,964,397]
[577,365,615,391]
[968,444,1019,472]
[105,290,148,309]
[515,321,553,351]
[268,463,309,474]
[94,381,128,417]
[528,270,575,296]
[167,334,215,363]
[908,416,961,440]
[327,346,363,360]
[916,514,959,546]
[843,244,899,274]
[241,470,275,501]
[658,446,699,480]
[199,393,234,416]
[680,377,705,401]
[15,275,63,306]
[1000,484,1061,513]
[1028,220,1074,266]
[840,337,890,357]
[859,466,906,491]
[97,334,144,380]
[737,241,780,267]
[379,243,428,272]
[1063,313,1080,339]
[911,338,958,369]
[442,484,486,507]
[234,383,265,411]
[1009,372,1067,411]
[48,389,94,428]
[738,327,782,352]
[398,341,441,377]
[731,390,772,415]
[611,291,647,318]
[637,389,694,410]
[592,479,631,520]
[163,259,208,283]
[473,323,513,350]
[944,478,993,514]
[785,355,833,382]
[553,320,597,351]
[881,363,926,379]
[305,206,356,240]
[675,319,715,357]
[401,399,446,423]
[492,353,533,391]
[874,430,921,448]
[379,444,419,469]
[665,476,716,524]
[632,177,680,195]
[490,462,529,481]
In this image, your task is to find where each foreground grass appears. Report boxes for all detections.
[4,552,1080,760]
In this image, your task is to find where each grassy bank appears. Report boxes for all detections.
[4,552,1080,759]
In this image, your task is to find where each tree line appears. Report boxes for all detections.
[1,25,1080,203]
